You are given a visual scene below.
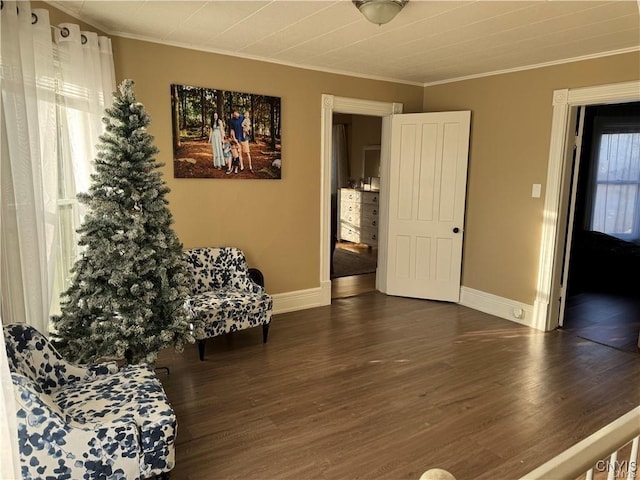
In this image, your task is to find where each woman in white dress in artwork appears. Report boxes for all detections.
[209,112,225,169]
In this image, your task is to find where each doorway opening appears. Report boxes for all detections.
[561,102,640,353]
[534,80,639,332]
[319,95,402,306]
[330,114,381,299]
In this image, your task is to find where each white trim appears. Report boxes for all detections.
[568,81,640,105]
[376,116,393,294]
[422,47,640,87]
[558,107,586,328]
[532,89,570,332]
[272,285,327,315]
[534,80,640,332]
[320,95,402,305]
[460,287,536,329]
[273,285,538,325]
[520,406,640,480]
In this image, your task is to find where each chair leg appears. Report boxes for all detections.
[262,323,270,343]
[197,339,206,361]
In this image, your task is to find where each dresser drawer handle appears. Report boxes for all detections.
[372,220,377,227]
[372,196,378,203]
[372,209,377,216]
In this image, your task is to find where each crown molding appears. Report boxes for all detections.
[423,47,640,87]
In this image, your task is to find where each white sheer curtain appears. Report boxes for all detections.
[1,2,115,475]
[0,7,20,476]
[332,124,350,193]
[1,1,54,336]
[1,1,116,330]
[52,22,116,313]
[330,124,349,261]
[590,130,640,242]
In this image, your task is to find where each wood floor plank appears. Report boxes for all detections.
[563,291,640,353]
[156,293,640,480]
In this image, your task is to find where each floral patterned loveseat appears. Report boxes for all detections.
[184,247,273,360]
[4,323,176,480]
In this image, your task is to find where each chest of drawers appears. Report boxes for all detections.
[338,188,379,247]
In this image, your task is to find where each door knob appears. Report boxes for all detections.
[453,227,460,233]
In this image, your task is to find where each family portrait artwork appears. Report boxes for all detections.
[171,84,282,179]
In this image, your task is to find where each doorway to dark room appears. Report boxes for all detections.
[561,101,640,353]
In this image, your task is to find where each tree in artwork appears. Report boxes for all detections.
[52,79,193,364]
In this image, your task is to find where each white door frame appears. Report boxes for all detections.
[319,95,403,305]
[532,80,640,331]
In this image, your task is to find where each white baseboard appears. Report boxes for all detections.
[272,281,331,315]
[459,286,537,330]
[272,284,538,331]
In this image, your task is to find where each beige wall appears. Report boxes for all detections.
[111,37,424,294]
[424,52,640,304]
[36,2,640,303]
[332,114,382,183]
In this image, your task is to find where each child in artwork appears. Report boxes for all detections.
[227,138,241,175]
[241,110,253,172]
[223,135,233,174]
[242,111,251,138]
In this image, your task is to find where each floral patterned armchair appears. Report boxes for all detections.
[184,247,273,360]
[4,323,176,480]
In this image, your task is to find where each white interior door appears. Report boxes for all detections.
[384,111,471,302]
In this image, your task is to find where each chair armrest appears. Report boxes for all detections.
[248,268,265,287]
[46,351,120,386]
[236,268,265,294]
[12,373,142,479]
[86,361,120,377]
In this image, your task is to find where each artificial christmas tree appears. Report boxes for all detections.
[52,79,193,364]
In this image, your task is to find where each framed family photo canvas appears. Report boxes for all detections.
[170,84,282,179]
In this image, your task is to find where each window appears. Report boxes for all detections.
[590,119,640,243]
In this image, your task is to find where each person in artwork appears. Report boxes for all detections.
[227,138,241,175]
[229,109,253,173]
[222,134,233,174]
[209,112,225,169]
[241,110,253,172]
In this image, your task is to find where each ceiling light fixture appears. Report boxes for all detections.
[353,0,408,26]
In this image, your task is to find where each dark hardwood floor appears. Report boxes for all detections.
[157,293,640,480]
[562,291,640,353]
[331,272,376,299]
[331,242,378,299]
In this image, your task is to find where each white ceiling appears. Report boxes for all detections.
[45,0,640,85]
